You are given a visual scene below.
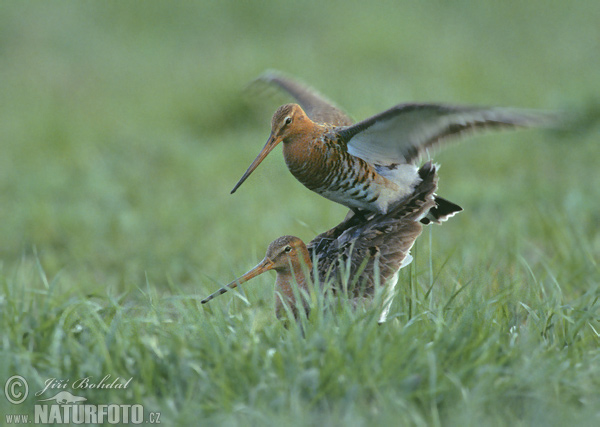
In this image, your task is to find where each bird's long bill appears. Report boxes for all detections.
[201,258,274,304]
[230,133,281,194]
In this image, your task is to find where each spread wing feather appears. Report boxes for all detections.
[338,103,558,165]
[253,70,355,126]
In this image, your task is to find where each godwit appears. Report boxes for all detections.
[203,161,440,322]
[232,71,556,222]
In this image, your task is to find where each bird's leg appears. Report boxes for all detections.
[350,207,368,222]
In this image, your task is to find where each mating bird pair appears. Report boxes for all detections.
[201,71,555,321]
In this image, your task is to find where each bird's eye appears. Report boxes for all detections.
[284,245,292,253]
[284,116,292,125]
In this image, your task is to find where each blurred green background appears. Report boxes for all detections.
[0,0,598,294]
[1,1,600,424]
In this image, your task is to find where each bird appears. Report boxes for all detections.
[202,161,439,322]
[231,71,557,223]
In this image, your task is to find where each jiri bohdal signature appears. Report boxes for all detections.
[35,375,133,397]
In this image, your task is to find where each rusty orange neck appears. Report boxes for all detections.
[282,123,339,191]
[274,250,313,318]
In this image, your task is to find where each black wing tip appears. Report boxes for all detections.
[415,162,462,225]
[244,70,292,100]
[252,69,303,91]
[421,196,463,224]
[418,160,437,179]
[260,69,285,78]
[252,69,285,86]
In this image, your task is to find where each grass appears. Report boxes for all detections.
[1,1,599,425]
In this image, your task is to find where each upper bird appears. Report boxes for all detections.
[232,71,556,222]
[204,161,438,322]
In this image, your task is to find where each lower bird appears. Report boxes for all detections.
[203,161,440,322]
[232,71,557,223]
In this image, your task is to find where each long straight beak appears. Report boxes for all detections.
[231,133,282,194]
[201,258,275,304]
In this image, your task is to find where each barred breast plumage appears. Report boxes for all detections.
[282,132,401,213]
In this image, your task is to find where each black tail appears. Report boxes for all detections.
[420,196,462,224]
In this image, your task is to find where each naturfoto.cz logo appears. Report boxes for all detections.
[3,375,161,425]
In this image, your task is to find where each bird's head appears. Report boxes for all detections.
[230,104,309,194]
[200,235,311,305]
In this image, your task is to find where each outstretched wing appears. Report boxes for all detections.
[252,70,355,126]
[337,103,558,165]
[308,162,438,295]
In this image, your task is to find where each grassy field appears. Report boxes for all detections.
[1,1,599,425]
